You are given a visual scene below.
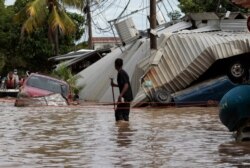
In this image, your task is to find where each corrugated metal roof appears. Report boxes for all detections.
[187,12,219,21]
[49,49,94,61]
[220,19,248,32]
[141,31,250,99]
[55,48,111,69]
[159,21,192,34]
[191,25,220,33]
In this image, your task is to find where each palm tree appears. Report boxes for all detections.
[15,0,85,55]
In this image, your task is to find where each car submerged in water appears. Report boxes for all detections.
[15,73,70,107]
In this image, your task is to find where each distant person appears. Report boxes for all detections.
[13,69,19,88]
[6,71,16,89]
[26,70,30,77]
[111,58,133,122]
[19,75,26,87]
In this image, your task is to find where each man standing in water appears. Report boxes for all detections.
[111,58,133,122]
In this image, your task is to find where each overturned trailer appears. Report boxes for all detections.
[74,15,250,106]
[138,30,250,105]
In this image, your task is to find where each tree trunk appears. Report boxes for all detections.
[54,27,59,55]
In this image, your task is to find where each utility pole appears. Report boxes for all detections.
[150,0,157,50]
[216,0,221,13]
[86,0,93,49]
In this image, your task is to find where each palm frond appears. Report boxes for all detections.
[27,0,47,17]
[49,6,76,34]
[49,6,66,33]
[21,17,37,35]
[15,0,47,35]
[59,11,76,34]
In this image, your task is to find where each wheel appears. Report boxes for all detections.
[228,62,248,83]
[153,89,171,103]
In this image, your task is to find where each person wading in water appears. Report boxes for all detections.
[111,58,133,122]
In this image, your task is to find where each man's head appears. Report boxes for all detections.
[14,69,17,75]
[115,58,123,71]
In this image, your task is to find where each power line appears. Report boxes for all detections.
[117,0,131,19]
[91,0,116,17]
[85,0,180,37]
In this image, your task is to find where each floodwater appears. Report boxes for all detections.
[1,100,250,168]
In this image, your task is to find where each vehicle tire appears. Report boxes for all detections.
[153,89,172,103]
[228,61,248,83]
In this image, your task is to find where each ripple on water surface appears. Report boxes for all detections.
[0,101,250,167]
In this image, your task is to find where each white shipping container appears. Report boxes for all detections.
[115,18,140,45]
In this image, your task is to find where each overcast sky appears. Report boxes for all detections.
[4,0,180,40]
[4,0,14,5]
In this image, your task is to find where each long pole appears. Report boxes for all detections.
[87,0,93,49]
[110,78,116,110]
[150,0,157,50]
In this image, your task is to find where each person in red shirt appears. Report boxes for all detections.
[6,71,16,89]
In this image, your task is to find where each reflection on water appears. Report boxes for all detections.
[218,141,250,167]
[0,101,250,167]
[116,122,133,147]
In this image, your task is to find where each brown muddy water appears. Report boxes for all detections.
[1,100,250,168]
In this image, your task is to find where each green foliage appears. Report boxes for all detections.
[178,0,242,13]
[13,0,86,55]
[14,27,54,71]
[13,0,32,13]
[75,41,88,50]
[0,53,5,73]
[0,0,85,76]
[168,10,182,20]
[178,0,202,13]
[67,12,85,41]
[52,65,84,94]
[58,12,85,54]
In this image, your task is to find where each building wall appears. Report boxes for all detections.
[195,20,220,28]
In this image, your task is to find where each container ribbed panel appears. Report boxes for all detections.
[143,32,250,95]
